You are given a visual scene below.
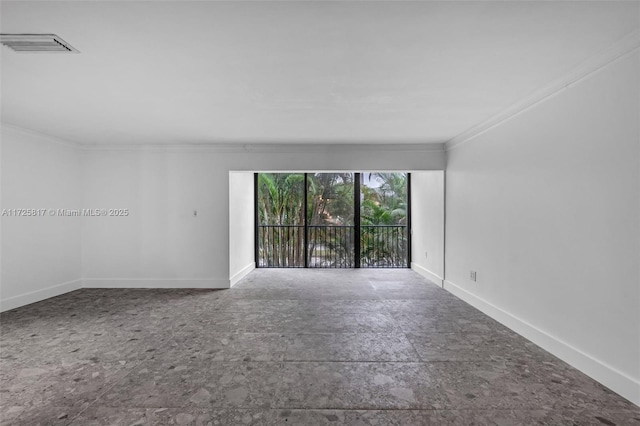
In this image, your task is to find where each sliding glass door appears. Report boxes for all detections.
[307,173,355,268]
[255,173,305,267]
[256,172,409,268]
[360,173,409,268]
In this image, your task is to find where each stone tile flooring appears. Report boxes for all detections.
[1,269,638,425]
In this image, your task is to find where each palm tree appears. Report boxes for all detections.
[257,172,408,268]
[360,173,408,266]
[257,173,305,266]
[307,173,355,267]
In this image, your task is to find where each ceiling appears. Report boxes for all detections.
[1,1,638,146]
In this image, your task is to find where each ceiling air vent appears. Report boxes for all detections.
[0,34,79,53]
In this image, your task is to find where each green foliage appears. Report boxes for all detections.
[306,173,355,266]
[257,173,306,267]
[307,173,354,225]
[359,173,408,267]
[258,173,305,225]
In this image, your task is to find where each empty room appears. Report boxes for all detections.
[1,1,639,425]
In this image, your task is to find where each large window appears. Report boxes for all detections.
[256,172,410,268]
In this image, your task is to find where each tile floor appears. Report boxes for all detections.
[1,269,638,425]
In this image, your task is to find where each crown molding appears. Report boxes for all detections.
[1,120,444,153]
[79,141,446,154]
[446,28,640,151]
[1,122,83,150]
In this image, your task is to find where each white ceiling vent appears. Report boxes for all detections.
[0,34,79,53]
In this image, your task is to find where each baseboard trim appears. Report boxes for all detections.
[443,279,640,407]
[229,263,255,287]
[82,278,229,289]
[411,263,444,288]
[0,279,82,312]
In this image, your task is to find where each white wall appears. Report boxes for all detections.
[445,51,640,404]
[81,146,445,289]
[0,125,82,311]
[229,171,255,286]
[410,171,445,286]
[81,150,225,288]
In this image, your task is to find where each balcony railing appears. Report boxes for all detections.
[360,225,408,268]
[257,224,408,268]
[257,225,305,268]
[308,225,355,268]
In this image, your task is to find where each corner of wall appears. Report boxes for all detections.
[1,124,83,312]
[229,263,255,287]
[0,279,82,313]
[411,262,444,288]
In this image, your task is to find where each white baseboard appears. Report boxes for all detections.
[0,279,82,312]
[443,279,640,407]
[83,278,229,289]
[411,263,444,287]
[229,263,255,287]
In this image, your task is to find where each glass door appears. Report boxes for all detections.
[256,173,305,267]
[360,173,409,268]
[256,172,409,268]
[307,173,355,268]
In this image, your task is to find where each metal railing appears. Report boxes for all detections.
[359,225,408,268]
[257,225,407,268]
[257,225,305,268]
[308,225,355,268]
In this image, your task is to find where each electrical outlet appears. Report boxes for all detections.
[470,271,477,282]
